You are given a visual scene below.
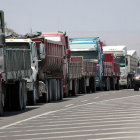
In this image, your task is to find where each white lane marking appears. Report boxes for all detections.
[81,100,88,102]
[65,104,73,107]
[8,118,140,129]
[1,94,140,129]
[19,134,94,140]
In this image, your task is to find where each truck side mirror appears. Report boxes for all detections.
[0,33,5,47]
[40,43,45,59]
[67,48,71,59]
[101,54,105,61]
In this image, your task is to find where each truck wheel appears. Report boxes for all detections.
[0,92,4,116]
[111,78,115,90]
[116,78,120,90]
[39,81,49,103]
[14,81,24,111]
[48,80,52,101]
[27,84,37,105]
[73,79,79,96]
[22,81,27,110]
[57,80,60,100]
[105,77,110,91]
[134,85,139,91]
[60,80,63,100]
[51,79,58,101]
[80,78,86,94]
[91,77,96,93]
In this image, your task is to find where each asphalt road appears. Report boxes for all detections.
[1,89,140,140]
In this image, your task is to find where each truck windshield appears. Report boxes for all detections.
[114,56,125,65]
[71,51,98,60]
[136,68,140,74]
[6,42,30,49]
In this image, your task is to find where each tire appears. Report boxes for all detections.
[14,81,24,111]
[22,81,27,110]
[0,91,4,116]
[72,79,79,96]
[90,77,96,93]
[116,78,120,90]
[105,77,110,91]
[27,84,37,105]
[60,80,63,100]
[42,80,49,103]
[4,84,12,111]
[48,80,52,101]
[134,85,139,91]
[79,78,86,94]
[111,78,115,90]
[57,80,60,100]
[51,79,58,101]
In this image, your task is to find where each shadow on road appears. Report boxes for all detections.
[2,106,39,117]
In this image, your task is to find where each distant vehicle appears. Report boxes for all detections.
[133,67,140,91]
[103,46,138,89]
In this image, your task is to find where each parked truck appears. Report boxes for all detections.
[0,11,33,116]
[30,35,64,102]
[103,46,138,88]
[0,12,33,116]
[41,32,70,97]
[69,37,120,91]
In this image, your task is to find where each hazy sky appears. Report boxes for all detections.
[1,0,140,33]
[1,0,140,55]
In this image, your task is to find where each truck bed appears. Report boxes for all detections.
[32,37,63,78]
[103,53,120,77]
[69,56,97,79]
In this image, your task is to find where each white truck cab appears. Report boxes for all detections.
[6,38,38,105]
[103,46,128,87]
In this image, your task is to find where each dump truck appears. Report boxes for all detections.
[30,35,64,102]
[103,46,137,88]
[41,32,70,97]
[0,11,32,116]
[69,37,98,92]
[69,37,120,91]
